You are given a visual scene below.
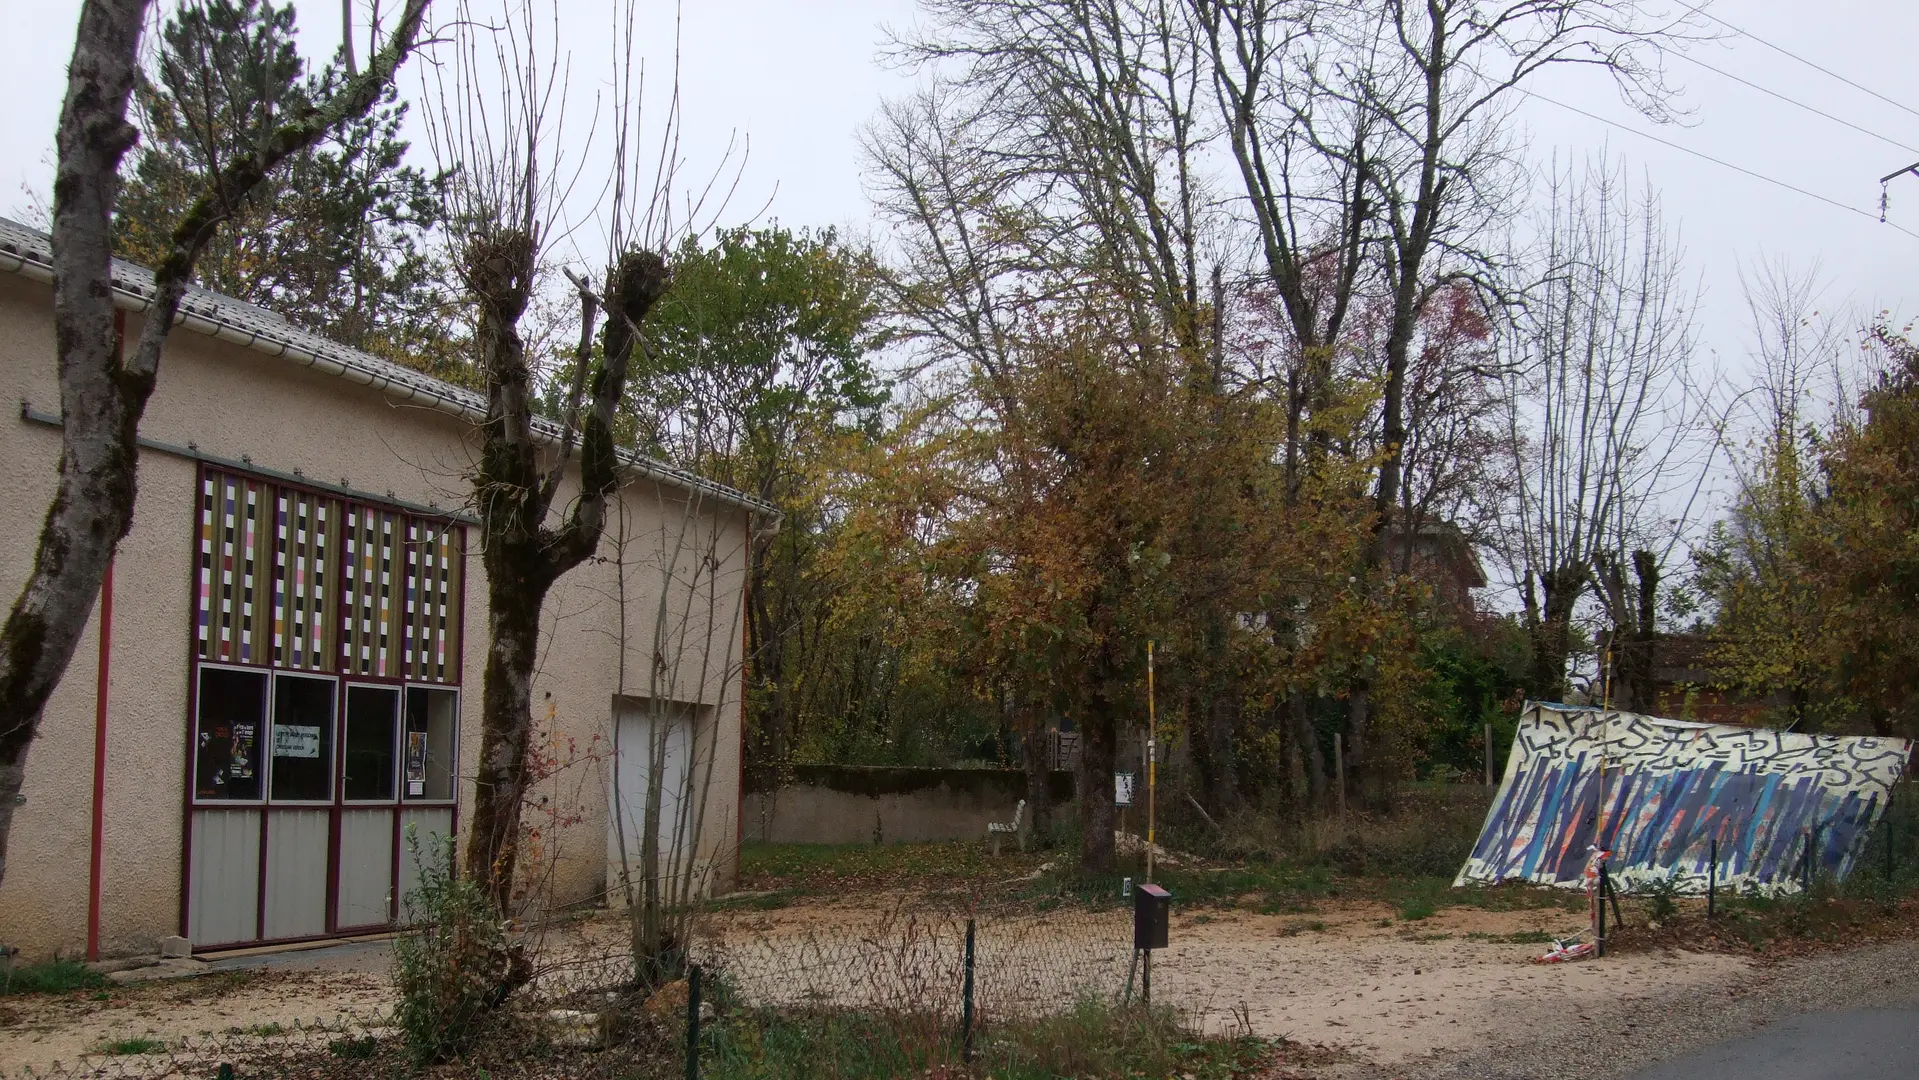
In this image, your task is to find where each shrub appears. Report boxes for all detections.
[392,835,517,1064]
[1637,875,1682,923]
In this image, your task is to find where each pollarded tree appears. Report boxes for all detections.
[1495,157,1705,704]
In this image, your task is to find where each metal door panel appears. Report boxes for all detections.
[188,809,261,947]
[263,810,329,939]
[608,703,695,899]
[337,809,394,928]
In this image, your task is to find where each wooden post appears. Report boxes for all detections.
[1483,722,1494,787]
[1146,641,1156,884]
[1596,869,1607,957]
[1708,837,1717,920]
[1334,733,1346,826]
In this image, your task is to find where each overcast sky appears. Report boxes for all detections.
[5,0,1916,403]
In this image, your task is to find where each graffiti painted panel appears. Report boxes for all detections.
[1456,704,1912,893]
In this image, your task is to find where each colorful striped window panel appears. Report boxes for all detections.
[196,471,274,664]
[273,489,338,670]
[341,506,401,676]
[402,520,465,684]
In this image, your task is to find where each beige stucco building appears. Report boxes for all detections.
[0,219,764,962]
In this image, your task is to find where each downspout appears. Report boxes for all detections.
[87,310,125,961]
[87,561,113,961]
[738,511,749,867]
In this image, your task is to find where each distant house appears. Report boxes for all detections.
[0,219,772,961]
[1385,520,1488,617]
[1646,632,1776,727]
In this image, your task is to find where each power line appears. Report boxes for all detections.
[1665,48,1919,156]
[1670,0,1919,123]
[1518,87,1919,242]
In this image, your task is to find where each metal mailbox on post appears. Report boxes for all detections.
[1134,883,1170,950]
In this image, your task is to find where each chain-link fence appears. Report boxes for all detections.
[2,896,1167,1080]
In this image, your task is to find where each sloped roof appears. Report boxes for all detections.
[0,217,774,518]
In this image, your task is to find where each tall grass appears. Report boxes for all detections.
[0,957,108,996]
[701,998,1264,1080]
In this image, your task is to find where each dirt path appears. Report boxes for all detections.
[1152,903,1750,1064]
[0,968,392,1076]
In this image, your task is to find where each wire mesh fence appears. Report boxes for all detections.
[2,897,1156,1080]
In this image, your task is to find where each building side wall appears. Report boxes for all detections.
[0,274,744,960]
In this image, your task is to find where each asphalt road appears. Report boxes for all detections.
[1629,1006,1919,1080]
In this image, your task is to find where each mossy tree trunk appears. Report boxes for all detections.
[0,0,428,889]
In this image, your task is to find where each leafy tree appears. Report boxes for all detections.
[627,226,888,783]
[113,0,451,366]
[1810,325,1919,737]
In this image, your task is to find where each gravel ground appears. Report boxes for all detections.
[1332,938,1919,1080]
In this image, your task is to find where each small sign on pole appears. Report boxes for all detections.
[1115,772,1136,808]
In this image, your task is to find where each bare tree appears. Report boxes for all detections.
[418,0,666,912]
[878,0,1238,870]
[1496,155,1707,704]
[421,0,750,930]
[1689,261,1848,727]
[607,485,753,985]
[0,0,430,888]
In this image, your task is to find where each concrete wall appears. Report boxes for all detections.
[743,767,1073,846]
[0,271,747,960]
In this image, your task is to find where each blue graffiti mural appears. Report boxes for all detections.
[1455,704,1912,893]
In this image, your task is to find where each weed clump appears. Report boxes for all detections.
[0,957,108,996]
[392,837,518,1064]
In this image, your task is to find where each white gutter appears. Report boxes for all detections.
[0,218,778,522]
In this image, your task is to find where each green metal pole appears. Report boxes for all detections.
[962,919,976,1063]
[686,965,701,1080]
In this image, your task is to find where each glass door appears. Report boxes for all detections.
[337,684,402,928]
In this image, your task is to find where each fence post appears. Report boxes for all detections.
[1596,872,1606,958]
[962,918,976,1064]
[685,965,701,1080]
[1142,949,1152,1007]
[1708,838,1717,920]
[1887,804,1896,884]
[218,1066,234,1080]
[1333,733,1346,826]
[1484,722,1494,787]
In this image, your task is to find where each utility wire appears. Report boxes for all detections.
[1519,88,1919,242]
[1665,48,1919,156]
[1670,0,1919,123]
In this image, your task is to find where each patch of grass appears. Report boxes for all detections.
[1401,931,1452,942]
[709,888,808,912]
[227,1022,287,1037]
[1396,896,1437,921]
[739,840,1052,902]
[0,958,109,996]
[93,1036,166,1055]
[1277,919,1326,937]
[328,1034,380,1059]
[702,998,1275,1080]
[174,969,257,1003]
